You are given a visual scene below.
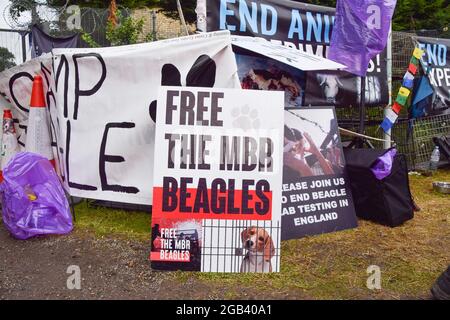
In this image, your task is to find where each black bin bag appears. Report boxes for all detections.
[343,149,414,227]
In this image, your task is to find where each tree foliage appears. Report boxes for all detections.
[0,47,16,72]
[8,0,450,34]
[47,1,159,9]
[82,10,147,47]
[392,0,449,32]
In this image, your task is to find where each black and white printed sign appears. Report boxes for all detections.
[282,107,357,240]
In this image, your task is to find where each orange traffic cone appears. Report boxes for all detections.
[1,109,20,181]
[25,75,55,168]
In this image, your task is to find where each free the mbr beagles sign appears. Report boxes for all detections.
[150,86,284,273]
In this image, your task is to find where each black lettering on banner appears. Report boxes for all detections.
[194,178,210,213]
[211,178,226,214]
[255,180,271,215]
[259,137,274,172]
[242,137,257,171]
[40,62,51,93]
[227,179,240,214]
[73,53,106,120]
[42,61,60,155]
[220,136,240,171]
[57,118,66,182]
[47,87,58,145]
[179,177,193,212]
[180,134,196,170]
[180,91,195,125]
[16,120,26,147]
[165,90,180,125]
[163,176,178,211]
[210,92,224,127]
[9,72,33,113]
[196,91,209,126]
[198,135,211,170]
[66,120,97,191]
[241,179,254,214]
[165,133,179,169]
[99,122,139,194]
[55,55,70,118]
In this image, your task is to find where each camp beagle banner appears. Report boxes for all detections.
[282,107,357,240]
[414,36,450,115]
[50,31,240,205]
[202,0,389,107]
[150,86,283,273]
[0,54,53,151]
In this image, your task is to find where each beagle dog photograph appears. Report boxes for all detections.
[240,226,276,273]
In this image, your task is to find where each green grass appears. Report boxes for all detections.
[71,171,450,299]
[73,200,151,241]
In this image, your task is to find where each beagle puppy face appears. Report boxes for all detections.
[241,226,275,262]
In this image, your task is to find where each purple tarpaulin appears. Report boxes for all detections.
[329,0,397,76]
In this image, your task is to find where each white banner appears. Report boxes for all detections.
[0,54,53,150]
[51,31,240,205]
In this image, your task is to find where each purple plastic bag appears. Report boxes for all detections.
[0,152,73,239]
[371,148,397,180]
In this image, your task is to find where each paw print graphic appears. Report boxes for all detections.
[231,105,260,131]
[149,55,217,122]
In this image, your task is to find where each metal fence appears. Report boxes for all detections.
[0,28,31,65]
[201,219,281,273]
[336,30,450,170]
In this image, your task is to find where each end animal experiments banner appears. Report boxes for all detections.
[415,36,450,115]
[150,87,284,273]
[204,0,389,107]
[50,31,240,205]
[282,107,357,240]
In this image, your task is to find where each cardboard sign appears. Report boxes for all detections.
[150,86,284,273]
[281,107,357,240]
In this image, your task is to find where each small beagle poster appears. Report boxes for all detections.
[150,86,284,273]
[282,107,358,240]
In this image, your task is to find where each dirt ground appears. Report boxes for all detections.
[0,228,300,300]
[0,225,439,300]
[0,171,449,300]
[0,229,212,300]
